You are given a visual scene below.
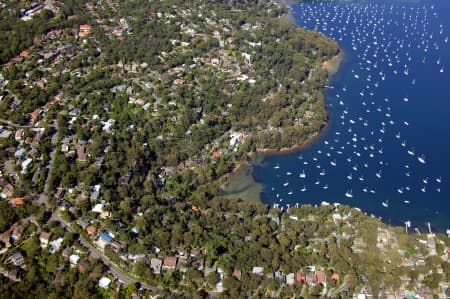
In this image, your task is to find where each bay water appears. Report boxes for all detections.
[253,0,450,232]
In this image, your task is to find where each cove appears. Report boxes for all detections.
[231,0,450,232]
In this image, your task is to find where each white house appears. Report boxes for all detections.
[99,276,112,289]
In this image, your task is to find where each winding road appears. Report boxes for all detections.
[37,121,154,289]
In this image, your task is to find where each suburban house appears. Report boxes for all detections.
[50,237,64,252]
[232,269,242,281]
[316,270,326,286]
[331,273,340,282]
[58,199,72,211]
[286,273,295,285]
[39,232,52,248]
[252,266,264,276]
[9,198,24,208]
[61,247,72,260]
[78,259,90,273]
[150,258,162,274]
[296,272,306,284]
[191,258,204,271]
[69,254,80,266]
[6,253,25,267]
[95,232,114,249]
[10,224,24,241]
[162,256,177,270]
[86,225,97,236]
[79,24,92,37]
[98,276,112,289]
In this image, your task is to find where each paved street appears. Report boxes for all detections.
[1,118,158,290]
[50,213,140,286]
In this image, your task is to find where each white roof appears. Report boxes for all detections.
[229,132,242,146]
[21,158,33,169]
[92,203,103,213]
[252,266,264,274]
[50,237,64,251]
[286,273,295,284]
[99,276,112,289]
[69,254,80,264]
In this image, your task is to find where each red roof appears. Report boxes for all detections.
[10,198,24,207]
[86,225,97,235]
[79,24,92,31]
[30,109,40,123]
[211,151,222,159]
[20,50,30,57]
[316,270,326,284]
[30,109,40,118]
[163,256,177,267]
[331,273,339,281]
[39,232,52,242]
[232,269,242,280]
[295,272,305,283]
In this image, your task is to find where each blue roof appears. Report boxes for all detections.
[14,149,26,157]
[99,232,113,243]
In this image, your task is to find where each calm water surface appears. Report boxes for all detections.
[253,0,450,231]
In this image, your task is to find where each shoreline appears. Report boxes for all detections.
[252,51,344,157]
[221,51,344,199]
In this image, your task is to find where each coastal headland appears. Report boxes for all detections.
[220,51,344,202]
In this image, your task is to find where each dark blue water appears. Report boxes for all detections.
[254,0,450,231]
